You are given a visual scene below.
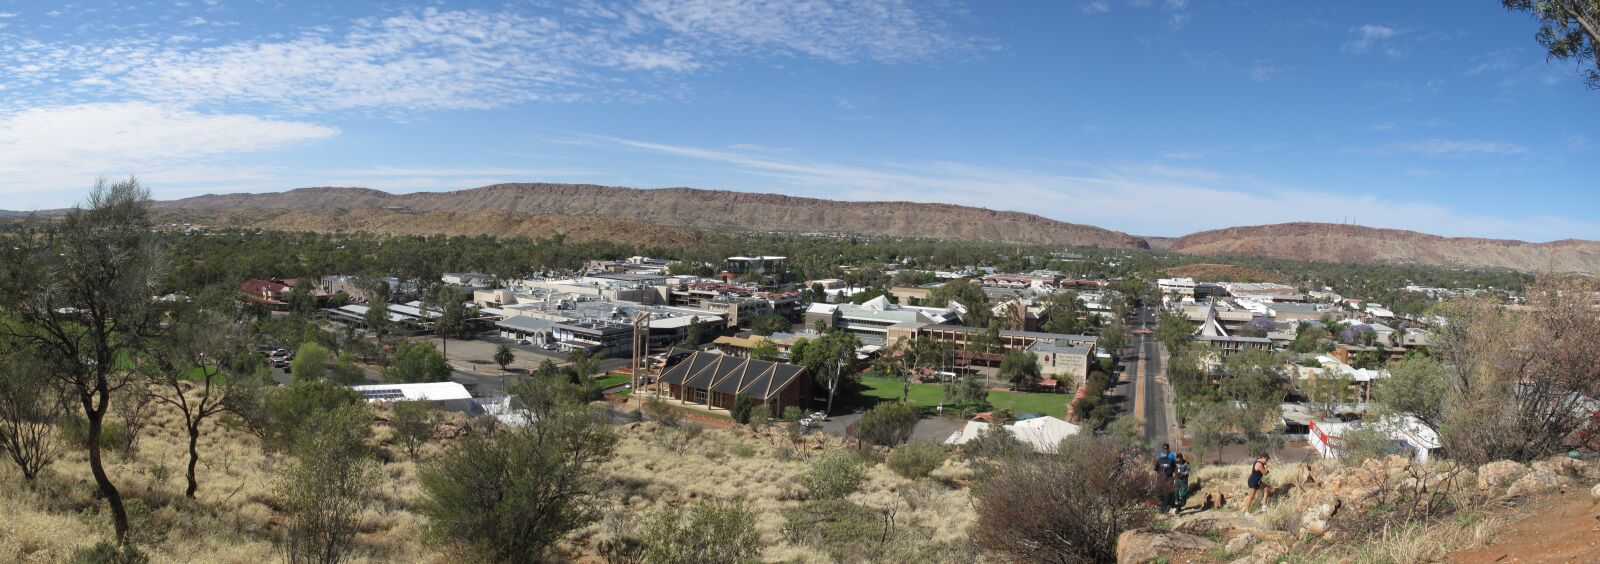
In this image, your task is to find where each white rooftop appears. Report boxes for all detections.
[350,382,473,402]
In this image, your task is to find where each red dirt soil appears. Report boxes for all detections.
[1448,494,1600,563]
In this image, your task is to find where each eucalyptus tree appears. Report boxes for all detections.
[0,179,165,544]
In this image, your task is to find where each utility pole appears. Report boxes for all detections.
[631,311,651,402]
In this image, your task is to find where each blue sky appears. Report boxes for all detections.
[0,1,1595,240]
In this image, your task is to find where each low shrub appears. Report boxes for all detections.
[71,541,149,564]
[803,452,865,500]
[643,500,760,563]
[856,401,919,447]
[887,441,948,479]
[730,395,755,424]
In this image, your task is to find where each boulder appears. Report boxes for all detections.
[1589,483,1600,499]
[1174,514,1248,537]
[1116,529,1218,563]
[1533,455,1578,478]
[1225,533,1258,554]
[1298,494,1341,535]
[1506,467,1569,498]
[1476,460,1528,490]
[1228,540,1290,564]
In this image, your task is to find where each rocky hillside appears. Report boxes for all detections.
[155,207,706,247]
[157,184,1151,248]
[1170,223,1600,273]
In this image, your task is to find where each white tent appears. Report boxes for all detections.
[1009,416,1081,454]
[944,416,1081,454]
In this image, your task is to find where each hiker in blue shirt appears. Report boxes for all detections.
[1154,443,1177,510]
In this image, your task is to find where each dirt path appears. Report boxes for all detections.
[1448,494,1600,563]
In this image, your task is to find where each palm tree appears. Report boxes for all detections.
[493,344,515,371]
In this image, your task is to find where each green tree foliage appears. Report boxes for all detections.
[961,424,1026,463]
[1153,311,1194,354]
[1099,317,1128,358]
[641,500,760,564]
[928,279,993,328]
[329,353,366,386]
[886,441,947,479]
[419,377,617,562]
[677,316,707,349]
[802,452,865,500]
[748,314,792,336]
[257,381,366,448]
[998,350,1041,391]
[278,403,378,564]
[0,344,63,481]
[1501,0,1600,89]
[362,283,394,341]
[423,284,470,357]
[856,401,919,448]
[290,342,331,383]
[848,287,891,305]
[145,306,254,498]
[1040,290,1093,335]
[0,178,165,544]
[389,400,438,460]
[795,330,860,415]
[748,339,780,362]
[730,394,755,425]
[1306,373,1352,417]
[385,341,451,383]
[1374,353,1449,430]
[493,344,516,371]
[1288,324,1333,354]
[942,374,989,416]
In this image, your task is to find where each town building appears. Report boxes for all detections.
[805,295,962,345]
[1029,341,1094,385]
[655,351,810,414]
[721,255,787,282]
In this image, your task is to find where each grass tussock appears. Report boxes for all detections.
[592,423,977,563]
[0,390,447,563]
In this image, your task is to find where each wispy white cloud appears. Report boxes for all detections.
[1082,1,1112,15]
[1249,61,1287,83]
[1343,24,1402,56]
[596,136,1600,240]
[2,3,980,115]
[0,102,337,193]
[1374,138,1529,157]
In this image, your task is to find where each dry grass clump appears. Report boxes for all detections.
[0,391,448,563]
[590,423,978,563]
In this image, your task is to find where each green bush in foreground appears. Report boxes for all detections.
[803,451,865,500]
[887,441,948,479]
[642,500,760,564]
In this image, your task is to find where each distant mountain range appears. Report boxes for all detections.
[158,184,1151,249]
[1169,223,1600,274]
[21,183,1598,273]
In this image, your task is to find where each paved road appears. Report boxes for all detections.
[1132,306,1172,445]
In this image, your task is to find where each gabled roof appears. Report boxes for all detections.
[656,351,807,400]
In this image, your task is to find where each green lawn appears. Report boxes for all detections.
[857,375,1070,419]
[593,374,631,390]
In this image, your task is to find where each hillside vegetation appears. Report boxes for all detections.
[1171,222,1600,273]
[158,184,1151,248]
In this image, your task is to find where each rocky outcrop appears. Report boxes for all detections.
[1115,529,1218,563]
[1170,222,1600,273]
[157,183,1151,248]
[1477,460,1528,491]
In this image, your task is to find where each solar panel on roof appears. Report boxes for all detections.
[360,388,406,401]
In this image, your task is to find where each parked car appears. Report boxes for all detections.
[542,343,558,350]
[516,339,531,345]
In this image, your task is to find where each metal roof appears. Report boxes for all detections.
[656,351,807,400]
